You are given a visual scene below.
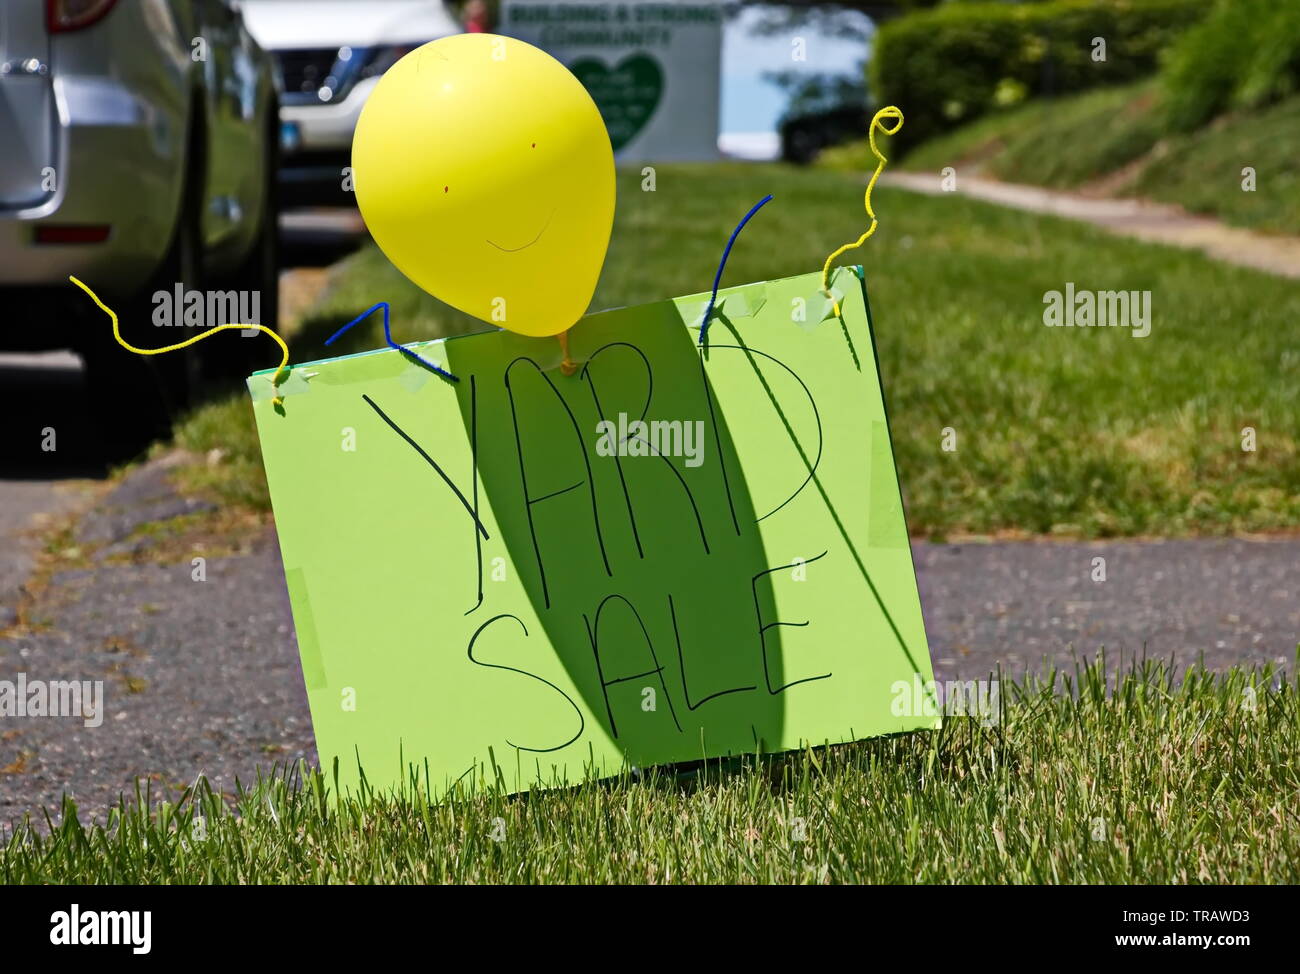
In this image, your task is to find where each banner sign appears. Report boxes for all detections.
[501,0,722,160]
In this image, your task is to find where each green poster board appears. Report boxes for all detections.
[249,267,937,800]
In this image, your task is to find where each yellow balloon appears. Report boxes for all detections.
[352,34,615,338]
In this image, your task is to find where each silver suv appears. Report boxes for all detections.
[0,0,280,437]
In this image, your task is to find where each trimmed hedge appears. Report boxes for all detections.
[870,0,1207,149]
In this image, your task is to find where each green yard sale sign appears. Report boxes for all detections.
[249,267,936,800]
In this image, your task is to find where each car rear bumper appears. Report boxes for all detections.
[0,76,181,298]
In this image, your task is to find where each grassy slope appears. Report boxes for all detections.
[897,82,1165,188]
[4,660,1296,883]
[177,163,1300,538]
[830,82,1300,235]
[1137,95,1300,234]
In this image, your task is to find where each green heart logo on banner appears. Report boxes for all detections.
[569,53,664,152]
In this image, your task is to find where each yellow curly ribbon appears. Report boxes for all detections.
[68,275,290,405]
[820,105,904,317]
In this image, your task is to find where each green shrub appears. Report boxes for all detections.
[1161,0,1300,131]
[870,0,1207,149]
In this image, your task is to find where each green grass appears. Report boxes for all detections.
[1135,96,1300,234]
[4,658,1297,883]
[823,81,1300,235]
[175,163,1300,538]
[891,82,1167,190]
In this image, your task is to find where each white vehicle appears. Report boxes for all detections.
[240,0,461,202]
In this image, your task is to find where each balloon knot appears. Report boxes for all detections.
[557,330,578,376]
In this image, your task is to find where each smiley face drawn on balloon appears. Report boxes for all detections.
[486,204,555,254]
[352,34,616,339]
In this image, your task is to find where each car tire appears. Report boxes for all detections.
[80,120,205,456]
[786,126,821,166]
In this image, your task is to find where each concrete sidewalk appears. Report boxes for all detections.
[883,171,1300,280]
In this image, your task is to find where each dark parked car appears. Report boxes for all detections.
[777,75,870,165]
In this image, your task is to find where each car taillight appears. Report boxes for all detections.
[35,225,111,244]
[46,0,118,33]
